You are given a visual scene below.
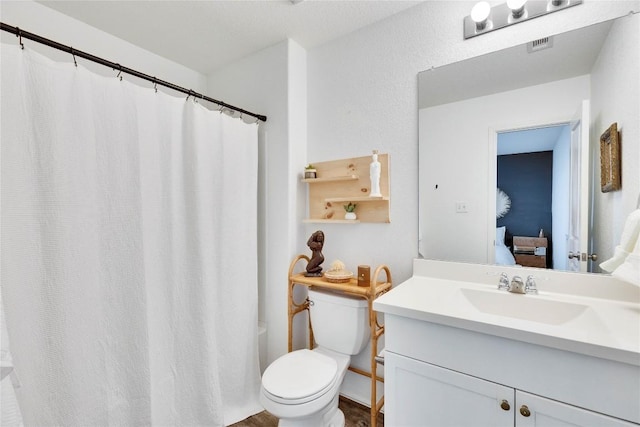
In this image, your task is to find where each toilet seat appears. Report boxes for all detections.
[262,349,338,405]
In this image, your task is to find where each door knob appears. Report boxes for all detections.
[568,252,580,259]
[520,405,531,417]
[587,253,598,261]
[500,400,510,411]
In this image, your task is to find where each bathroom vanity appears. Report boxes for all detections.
[373,259,640,426]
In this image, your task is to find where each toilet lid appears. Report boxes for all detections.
[262,349,338,400]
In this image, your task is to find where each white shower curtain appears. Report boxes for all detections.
[0,45,261,426]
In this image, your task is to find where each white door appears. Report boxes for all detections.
[567,100,590,272]
[516,391,637,427]
[385,352,514,427]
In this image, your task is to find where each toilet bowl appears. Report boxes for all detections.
[260,347,350,426]
[260,288,369,427]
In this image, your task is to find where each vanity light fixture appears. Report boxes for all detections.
[464,0,583,39]
[507,0,527,19]
[471,1,492,31]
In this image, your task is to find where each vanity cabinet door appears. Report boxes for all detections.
[515,391,637,427]
[385,352,514,427]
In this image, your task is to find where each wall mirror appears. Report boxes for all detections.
[418,14,638,274]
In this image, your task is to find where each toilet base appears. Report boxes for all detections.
[277,394,345,427]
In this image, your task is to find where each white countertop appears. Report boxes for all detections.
[374,260,640,366]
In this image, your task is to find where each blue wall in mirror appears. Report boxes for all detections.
[497,151,553,268]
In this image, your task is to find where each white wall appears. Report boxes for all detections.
[0,1,205,92]
[307,0,637,406]
[419,76,590,265]
[590,13,640,271]
[207,39,308,366]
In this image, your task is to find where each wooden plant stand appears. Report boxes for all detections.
[287,255,392,427]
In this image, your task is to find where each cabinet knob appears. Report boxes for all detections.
[500,400,510,411]
[520,405,531,417]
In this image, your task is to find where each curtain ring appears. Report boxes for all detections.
[70,47,77,67]
[16,27,24,50]
[116,64,123,81]
[153,77,158,93]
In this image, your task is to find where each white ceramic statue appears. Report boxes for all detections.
[369,150,382,197]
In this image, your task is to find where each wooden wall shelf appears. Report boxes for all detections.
[302,175,359,183]
[325,196,389,203]
[288,255,391,427]
[304,154,390,223]
[302,219,360,224]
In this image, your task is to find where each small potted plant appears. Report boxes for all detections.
[343,202,357,220]
[304,164,317,179]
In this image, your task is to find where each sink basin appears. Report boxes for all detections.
[459,288,589,325]
[373,259,640,366]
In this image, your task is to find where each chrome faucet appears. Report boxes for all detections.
[509,276,525,294]
[525,275,538,294]
[498,272,510,291]
[498,273,538,294]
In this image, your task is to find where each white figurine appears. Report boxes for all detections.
[369,150,382,197]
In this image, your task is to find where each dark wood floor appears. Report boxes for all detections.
[230,396,384,427]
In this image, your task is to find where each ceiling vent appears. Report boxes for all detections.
[527,36,554,53]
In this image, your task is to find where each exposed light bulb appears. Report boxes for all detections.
[470,1,491,30]
[507,0,528,18]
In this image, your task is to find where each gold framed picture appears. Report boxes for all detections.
[600,122,621,192]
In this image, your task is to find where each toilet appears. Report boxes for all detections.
[260,288,370,427]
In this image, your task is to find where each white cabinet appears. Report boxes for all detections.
[385,352,513,427]
[386,352,637,427]
[516,391,636,427]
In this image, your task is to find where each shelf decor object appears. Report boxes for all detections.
[600,122,621,193]
[343,202,357,220]
[288,255,392,427]
[302,154,390,223]
[324,259,353,283]
[369,150,382,197]
[304,164,317,179]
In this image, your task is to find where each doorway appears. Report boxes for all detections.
[496,124,571,270]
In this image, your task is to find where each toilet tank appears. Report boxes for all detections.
[308,288,370,355]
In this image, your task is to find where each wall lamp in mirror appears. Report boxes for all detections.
[464,0,583,39]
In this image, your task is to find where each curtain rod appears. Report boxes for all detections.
[0,22,267,123]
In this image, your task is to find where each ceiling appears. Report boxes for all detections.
[418,18,613,108]
[37,0,424,74]
[498,125,569,155]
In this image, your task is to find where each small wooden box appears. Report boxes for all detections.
[357,265,371,287]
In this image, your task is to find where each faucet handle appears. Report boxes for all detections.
[525,275,538,294]
[498,272,510,290]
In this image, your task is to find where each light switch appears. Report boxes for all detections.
[455,201,468,213]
